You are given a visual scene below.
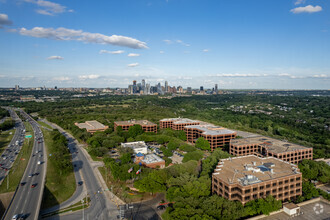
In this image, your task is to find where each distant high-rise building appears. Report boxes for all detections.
[142,79,146,93]
[55,86,57,90]
[128,85,133,94]
[187,87,192,93]
[133,80,137,93]
[177,86,183,94]
[165,81,168,92]
[145,83,150,94]
[215,84,218,94]
[200,86,204,91]
[157,83,163,94]
[15,85,19,90]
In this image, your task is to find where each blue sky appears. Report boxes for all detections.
[0,0,329,89]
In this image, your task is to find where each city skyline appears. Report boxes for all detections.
[0,0,329,89]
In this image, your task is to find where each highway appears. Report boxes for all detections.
[3,109,47,220]
[0,109,25,185]
[41,121,119,220]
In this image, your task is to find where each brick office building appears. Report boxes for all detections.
[185,124,237,151]
[230,136,313,164]
[114,120,157,133]
[75,120,109,134]
[212,155,302,205]
[159,118,201,130]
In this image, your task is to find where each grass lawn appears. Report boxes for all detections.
[98,167,151,203]
[41,128,76,209]
[0,122,33,193]
[37,121,53,130]
[0,129,15,155]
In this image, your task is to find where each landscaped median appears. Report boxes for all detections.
[0,122,33,193]
[0,129,15,155]
[41,128,76,209]
[41,196,90,218]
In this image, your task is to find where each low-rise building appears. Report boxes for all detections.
[185,124,237,151]
[114,120,157,133]
[74,120,109,134]
[212,155,302,205]
[121,141,148,154]
[135,153,165,169]
[230,136,313,164]
[159,118,201,130]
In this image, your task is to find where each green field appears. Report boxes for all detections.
[0,122,34,193]
[41,128,76,209]
[37,121,53,130]
[0,129,15,155]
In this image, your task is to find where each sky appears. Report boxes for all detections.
[0,0,329,89]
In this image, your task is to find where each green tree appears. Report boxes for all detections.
[195,137,211,151]
[128,124,144,138]
[182,151,203,163]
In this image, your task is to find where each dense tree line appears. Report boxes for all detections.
[0,119,15,131]
[48,130,73,175]
[0,108,10,119]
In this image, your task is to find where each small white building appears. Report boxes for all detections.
[283,203,300,216]
[121,141,148,154]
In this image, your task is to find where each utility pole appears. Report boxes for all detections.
[7,172,9,190]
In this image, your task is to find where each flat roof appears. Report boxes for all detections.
[115,120,156,126]
[122,141,148,149]
[75,120,107,130]
[142,153,164,164]
[185,124,236,136]
[231,136,311,154]
[213,155,300,186]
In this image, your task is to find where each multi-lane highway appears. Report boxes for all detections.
[0,109,25,185]
[3,109,47,220]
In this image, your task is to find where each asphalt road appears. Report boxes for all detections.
[3,109,47,220]
[41,122,118,220]
[0,109,25,185]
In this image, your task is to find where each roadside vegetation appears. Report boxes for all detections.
[0,122,33,193]
[0,130,15,155]
[0,119,15,132]
[41,129,75,209]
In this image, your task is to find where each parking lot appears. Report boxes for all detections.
[260,199,330,220]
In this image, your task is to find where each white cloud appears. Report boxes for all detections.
[53,76,70,81]
[291,5,322,14]
[128,53,140,57]
[163,39,172,44]
[79,74,100,80]
[0,13,12,28]
[312,74,328,78]
[128,63,139,67]
[294,0,305,5]
[23,0,70,16]
[215,73,268,77]
[47,55,63,60]
[99,50,125,54]
[203,49,210,52]
[19,27,148,49]
[176,40,190,47]
[160,51,164,54]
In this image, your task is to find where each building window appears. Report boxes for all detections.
[296,189,300,193]
[245,189,251,194]
[260,192,264,197]
[285,180,289,184]
[214,178,218,183]
[253,187,258,192]
[296,177,301,181]
[245,196,250,201]
[266,191,270,195]
[260,186,264,190]
[272,182,277,187]
[272,189,277,193]
[290,184,294,189]
[266,184,271,188]
[296,183,300,187]
[290,178,294,182]
[253,194,258,199]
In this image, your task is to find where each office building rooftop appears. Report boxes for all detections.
[231,136,310,154]
[185,124,236,136]
[213,155,300,186]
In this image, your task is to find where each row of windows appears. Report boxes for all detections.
[214,189,301,201]
[213,177,301,192]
